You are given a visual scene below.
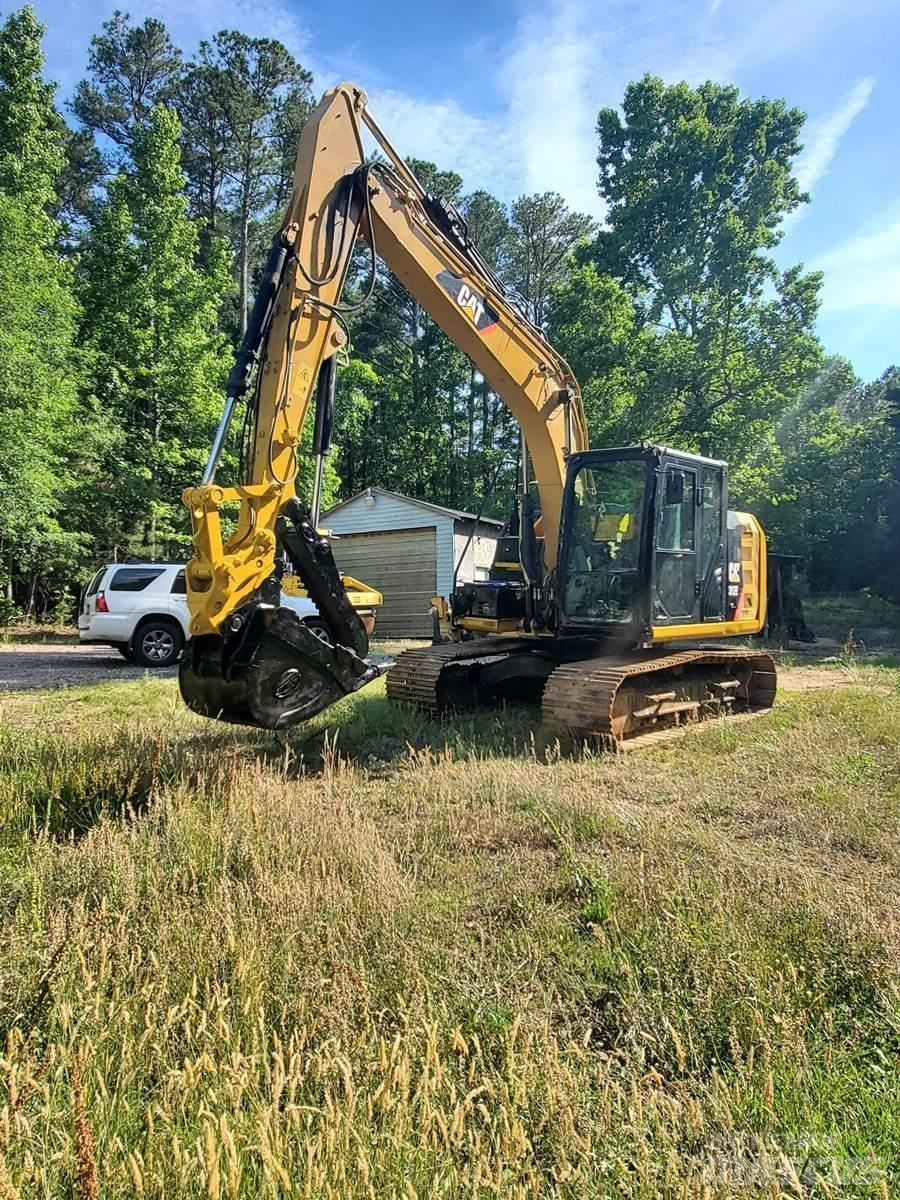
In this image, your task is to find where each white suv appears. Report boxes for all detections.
[79,563,318,668]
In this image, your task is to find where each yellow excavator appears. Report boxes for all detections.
[180,82,776,747]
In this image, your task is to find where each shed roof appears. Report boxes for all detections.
[323,486,504,528]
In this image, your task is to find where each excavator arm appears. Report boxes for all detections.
[180,82,587,730]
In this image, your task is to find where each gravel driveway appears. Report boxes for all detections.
[0,642,177,691]
[0,640,396,692]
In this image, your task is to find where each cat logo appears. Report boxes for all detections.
[457,283,485,324]
[436,269,499,333]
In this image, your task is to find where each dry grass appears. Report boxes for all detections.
[0,661,898,1197]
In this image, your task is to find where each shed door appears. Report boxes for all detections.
[333,527,437,638]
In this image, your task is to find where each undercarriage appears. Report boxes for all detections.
[386,638,777,749]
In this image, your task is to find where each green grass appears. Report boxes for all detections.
[804,592,900,649]
[0,623,78,644]
[0,664,898,1197]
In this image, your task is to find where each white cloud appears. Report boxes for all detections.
[147,0,312,56]
[816,216,900,312]
[363,89,519,199]
[40,0,885,227]
[795,77,875,194]
[499,0,605,214]
[361,0,607,216]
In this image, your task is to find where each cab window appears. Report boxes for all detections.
[564,459,646,624]
[657,469,695,550]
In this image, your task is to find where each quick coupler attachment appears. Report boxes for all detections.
[179,602,385,730]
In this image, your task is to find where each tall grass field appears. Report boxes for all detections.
[0,651,898,1196]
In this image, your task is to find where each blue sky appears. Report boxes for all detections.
[34,0,900,381]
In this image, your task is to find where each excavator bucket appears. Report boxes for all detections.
[179,604,384,730]
[180,499,385,731]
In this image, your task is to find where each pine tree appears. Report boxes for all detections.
[0,6,82,616]
[71,12,182,150]
[179,32,312,333]
[79,104,230,560]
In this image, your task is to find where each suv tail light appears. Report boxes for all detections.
[95,591,109,613]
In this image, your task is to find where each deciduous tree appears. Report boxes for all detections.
[78,105,230,560]
[583,74,822,459]
[0,6,83,615]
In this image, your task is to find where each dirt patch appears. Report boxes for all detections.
[778,665,855,690]
[778,664,892,694]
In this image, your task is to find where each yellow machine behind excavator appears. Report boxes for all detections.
[178,82,776,747]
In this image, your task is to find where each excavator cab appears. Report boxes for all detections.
[558,445,765,642]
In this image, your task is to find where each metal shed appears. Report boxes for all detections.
[323,487,502,638]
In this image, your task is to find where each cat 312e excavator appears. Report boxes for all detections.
[179,82,777,748]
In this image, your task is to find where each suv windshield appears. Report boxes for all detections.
[564,459,647,624]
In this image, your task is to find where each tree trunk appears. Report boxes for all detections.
[25,572,38,620]
[448,386,457,507]
[238,149,253,336]
[481,377,491,493]
[411,303,422,496]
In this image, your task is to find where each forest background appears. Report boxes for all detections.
[1,6,897,620]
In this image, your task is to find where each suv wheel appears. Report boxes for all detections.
[133,619,183,668]
[303,617,334,648]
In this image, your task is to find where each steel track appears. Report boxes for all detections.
[386,640,777,748]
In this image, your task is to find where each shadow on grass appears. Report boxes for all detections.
[770,639,900,669]
[246,689,547,778]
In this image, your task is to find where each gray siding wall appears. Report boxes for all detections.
[325,493,455,594]
[452,529,499,584]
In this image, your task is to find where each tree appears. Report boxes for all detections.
[78,105,230,560]
[273,81,314,210]
[0,6,83,615]
[459,190,514,497]
[181,32,313,333]
[744,358,893,593]
[71,11,182,150]
[177,56,232,253]
[53,119,104,241]
[507,193,595,327]
[342,159,478,507]
[580,74,822,461]
[546,261,649,444]
[461,190,510,273]
[330,358,377,499]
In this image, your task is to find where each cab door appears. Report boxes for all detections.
[698,465,726,622]
[653,463,699,623]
